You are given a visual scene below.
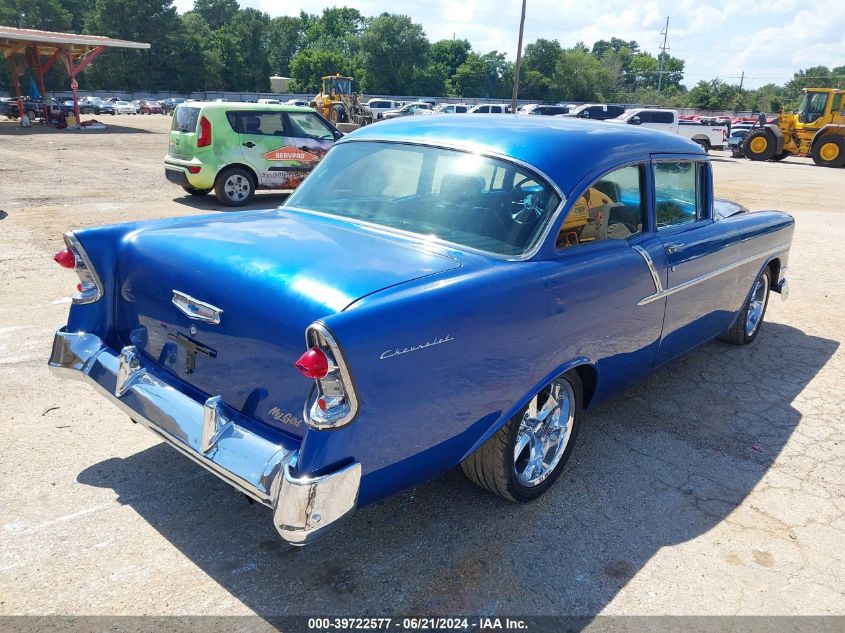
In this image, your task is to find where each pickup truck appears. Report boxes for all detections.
[0,97,70,121]
[611,108,726,151]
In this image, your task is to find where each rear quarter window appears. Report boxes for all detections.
[171,107,200,132]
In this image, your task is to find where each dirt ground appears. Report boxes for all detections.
[0,115,843,618]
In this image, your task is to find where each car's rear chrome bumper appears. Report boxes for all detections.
[48,328,361,546]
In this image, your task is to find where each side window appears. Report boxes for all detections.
[456,105,467,113]
[654,161,707,229]
[286,112,335,140]
[638,111,654,123]
[234,111,285,136]
[831,93,843,113]
[655,111,675,124]
[557,164,645,249]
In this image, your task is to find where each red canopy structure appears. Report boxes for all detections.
[0,26,150,123]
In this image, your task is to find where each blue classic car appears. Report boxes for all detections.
[48,116,794,545]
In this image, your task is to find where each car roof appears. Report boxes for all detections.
[183,101,314,112]
[344,115,705,195]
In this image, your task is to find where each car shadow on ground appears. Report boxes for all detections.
[172,192,290,212]
[78,322,836,616]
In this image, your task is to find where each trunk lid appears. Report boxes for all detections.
[115,210,460,437]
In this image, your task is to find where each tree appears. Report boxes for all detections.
[554,48,616,102]
[289,48,350,93]
[451,51,511,98]
[0,0,72,30]
[429,38,471,77]
[267,15,306,76]
[357,13,428,94]
[84,0,183,90]
[215,7,271,91]
[192,0,238,30]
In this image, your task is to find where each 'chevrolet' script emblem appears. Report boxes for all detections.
[172,290,223,325]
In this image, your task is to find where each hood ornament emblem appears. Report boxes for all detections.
[172,290,223,325]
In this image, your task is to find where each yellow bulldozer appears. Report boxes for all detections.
[744,87,845,167]
[310,74,373,127]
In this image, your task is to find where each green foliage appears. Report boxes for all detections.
[0,0,838,110]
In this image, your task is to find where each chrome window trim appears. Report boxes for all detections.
[64,231,104,305]
[637,242,790,306]
[631,245,663,294]
[303,321,359,430]
[283,138,567,262]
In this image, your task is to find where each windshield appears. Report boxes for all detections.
[326,77,352,94]
[284,142,562,257]
[798,91,828,123]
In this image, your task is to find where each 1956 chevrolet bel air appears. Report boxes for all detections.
[49,116,794,545]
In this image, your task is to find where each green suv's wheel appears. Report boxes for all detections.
[811,136,845,168]
[215,167,255,206]
[744,129,776,161]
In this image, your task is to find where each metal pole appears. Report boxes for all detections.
[657,16,669,94]
[739,71,744,91]
[511,0,527,114]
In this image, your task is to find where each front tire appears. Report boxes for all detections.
[215,167,255,206]
[744,129,776,161]
[461,371,583,502]
[721,267,771,345]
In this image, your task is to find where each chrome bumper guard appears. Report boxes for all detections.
[49,328,361,545]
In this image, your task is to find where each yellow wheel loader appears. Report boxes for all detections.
[744,88,845,167]
[310,75,373,127]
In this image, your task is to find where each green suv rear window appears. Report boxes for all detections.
[171,106,200,133]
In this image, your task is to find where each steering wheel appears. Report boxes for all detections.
[511,177,551,225]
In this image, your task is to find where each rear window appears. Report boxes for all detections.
[171,106,200,133]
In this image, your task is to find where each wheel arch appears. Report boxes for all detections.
[459,356,598,461]
[215,162,258,188]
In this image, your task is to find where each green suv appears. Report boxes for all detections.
[165,102,342,206]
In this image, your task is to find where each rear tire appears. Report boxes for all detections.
[26,109,37,121]
[744,129,776,161]
[461,370,582,502]
[811,136,845,168]
[693,138,710,153]
[721,267,771,345]
[329,104,346,123]
[215,167,255,206]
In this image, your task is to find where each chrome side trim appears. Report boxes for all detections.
[637,242,789,306]
[631,245,663,294]
[48,328,361,545]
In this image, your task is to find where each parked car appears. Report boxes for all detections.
[139,99,164,114]
[49,116,793,545]
[113,100,137,115]
[727,124,754,157]
[468,103,511,114]
[417,103,469,115]
[610,108,726,151]
[162,98,186,114]
[285,99,310,107]
[366,98,401,120]
[257,98,281,105]
[382,101,431,119]
[1,96,70,120]
[527,104,572,116]
[559,103,626,120]
[164,102,341,205]
[78,97,115,115]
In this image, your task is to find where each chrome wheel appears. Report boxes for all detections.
[223,174,251,202]
[513,379,575,487]
[745,273,769,336]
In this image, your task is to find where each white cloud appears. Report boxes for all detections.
[173,0,845,88]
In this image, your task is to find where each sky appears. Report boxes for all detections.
[173,0,845,90]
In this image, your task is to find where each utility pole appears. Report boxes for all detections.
[657,16,669,93]
[511,0,527,114]
[739,71,745,91]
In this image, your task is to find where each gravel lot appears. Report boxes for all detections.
[0,115,843,618]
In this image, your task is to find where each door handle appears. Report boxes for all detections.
[665,243,683,254]
[242,141,255,148]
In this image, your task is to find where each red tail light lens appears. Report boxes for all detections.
[54,248,76,268]
[187,166,202,174]
[197,115,211,147]
[295,347,329,379]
